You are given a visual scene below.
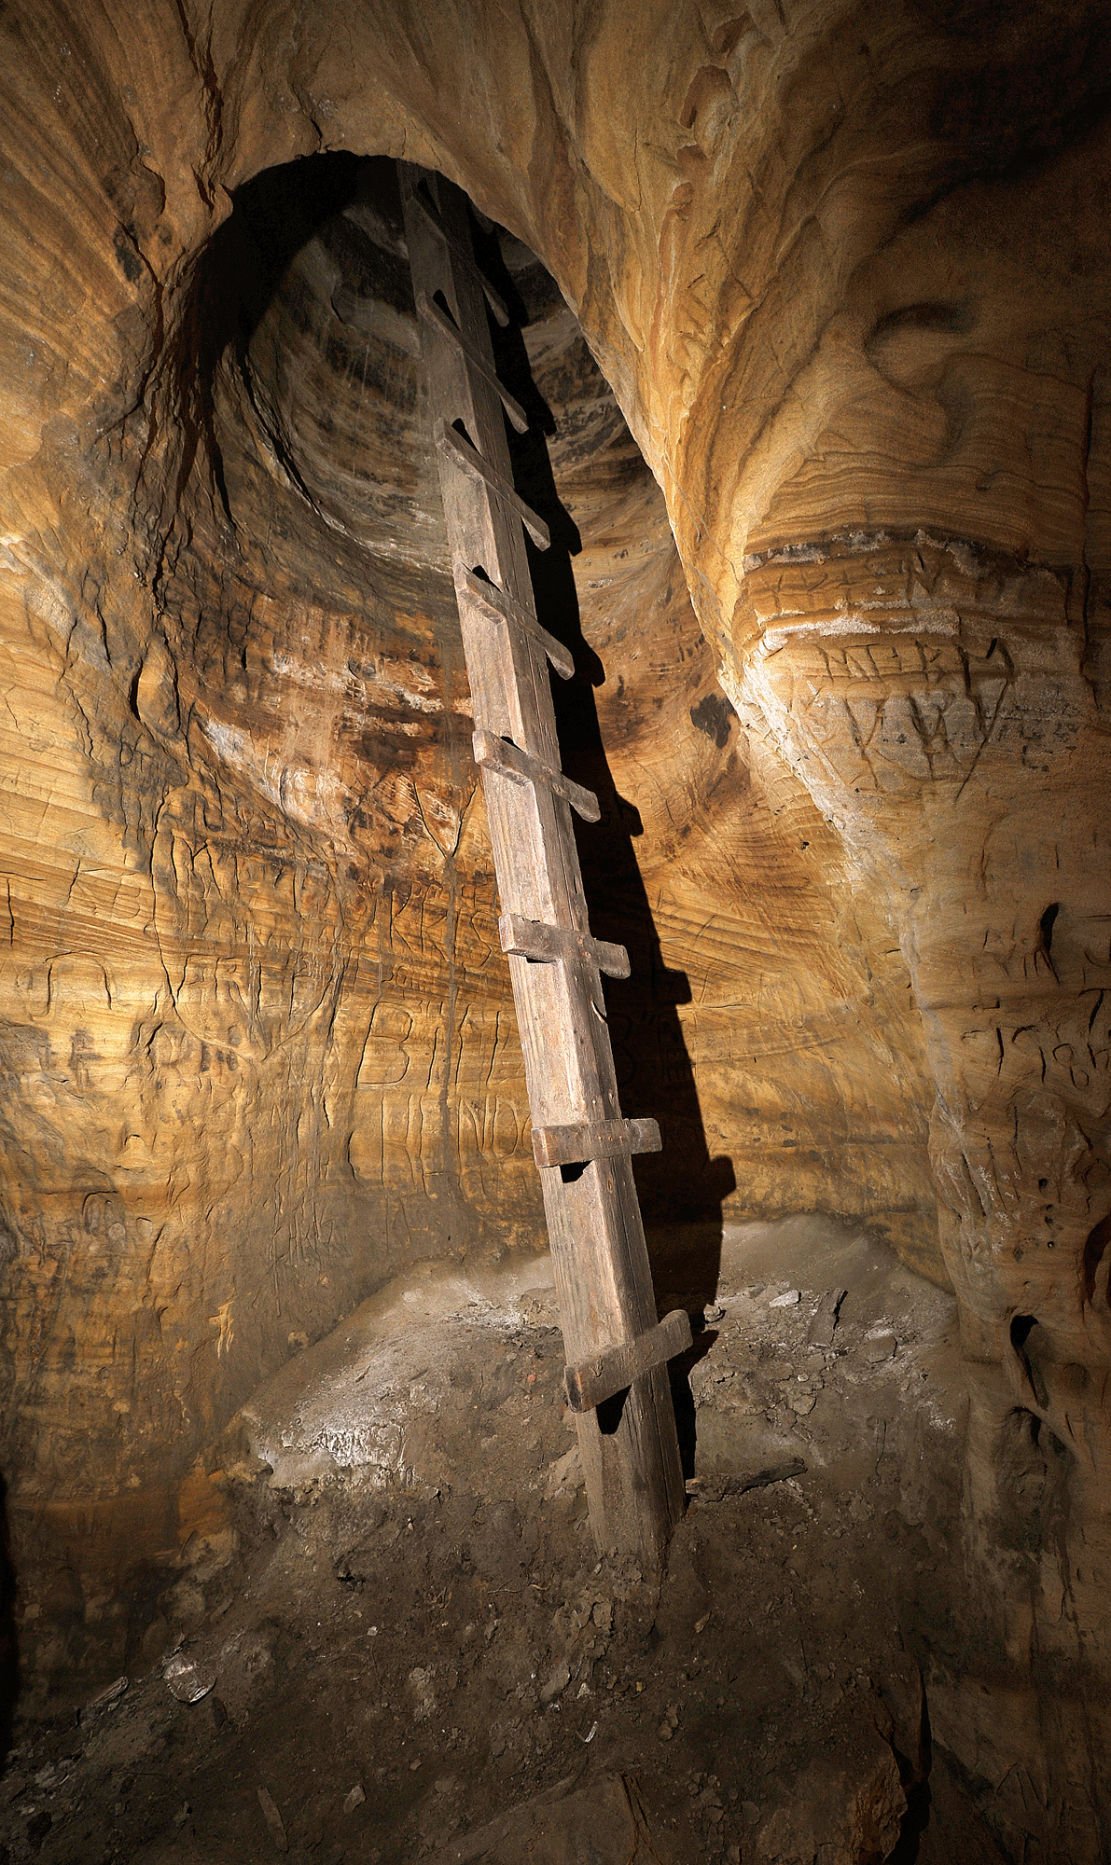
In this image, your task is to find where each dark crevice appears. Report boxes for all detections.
[1036,901,1061,978]
[1009,1313,1049,1410]
[885,1675,933,1863]
[1082,1211,1111,1304]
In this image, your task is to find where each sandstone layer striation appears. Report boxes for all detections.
[1,2,1109,1852]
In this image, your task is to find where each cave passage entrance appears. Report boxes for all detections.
[186,150,734,1564]
[399,165,688,1564]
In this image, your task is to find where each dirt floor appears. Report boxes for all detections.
[0,1217,1015,1863]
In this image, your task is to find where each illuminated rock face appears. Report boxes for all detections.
[0,0,1109,1816]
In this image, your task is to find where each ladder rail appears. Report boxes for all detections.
[399,164,686,1566]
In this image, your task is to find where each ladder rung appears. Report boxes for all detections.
[564,1309,694,1413]
[435,421,551,550]
[473,728,599,822]
[499,912,630,979]
[454,565,574,680]
[409,186,511,325]
[532,1116,662,1170]
[418,293,528,433]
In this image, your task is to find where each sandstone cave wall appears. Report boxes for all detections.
[0,0,942,1671]
[0,0,1108,1707]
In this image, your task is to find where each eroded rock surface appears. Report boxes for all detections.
[0,54,933,1664]
[1,1,1109,1853]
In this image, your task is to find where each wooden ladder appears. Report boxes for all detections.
[399,166,688,1567]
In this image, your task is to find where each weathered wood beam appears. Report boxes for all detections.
[472,726,599,822]
[407,180,510,324]
[417,292,529,432]
[454,565,575,680]
[564,1309,694,1414]
[532,1115,662,1169]
[435,420,551,549]
[400,161,685,1570]
[499,912,630,980]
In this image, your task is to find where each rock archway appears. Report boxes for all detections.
[1,1,1109,1855]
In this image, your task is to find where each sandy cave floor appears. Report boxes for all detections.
[0,1218,1010,1864]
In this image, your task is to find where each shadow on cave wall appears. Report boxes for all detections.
[176,150,368,523]
[474,213,736,1450]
